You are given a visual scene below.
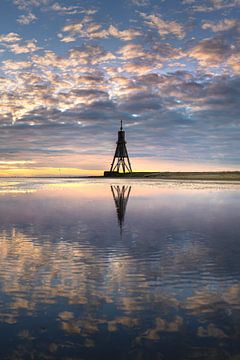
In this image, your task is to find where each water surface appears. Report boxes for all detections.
[0,178,239,359]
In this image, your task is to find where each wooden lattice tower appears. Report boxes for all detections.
[110,121,132,173]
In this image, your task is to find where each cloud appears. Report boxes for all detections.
[211,0,240,10]
[58,35,76,43]
[31,50,71,68]
[227,54,240,74]
[0,34,41,63]
[68,45,115,65]
[202,19,238,32]
[118,91,163,113]
[110,76,132,87]
[0,32,22,43]
[61,20,141,41]
[188,32,239,74]
[188,36,232,66]
[13,0,51,11]
[132,0,150,5]
[153,42,184,59]
[0,4,238,169]
[62,22,83,34]
[190,5,215,12]
[51,3,97,16]
[17,12,37,25]
[188,0,240,12]
[0,34,40,55]
[51,2,80,15]
[121,62,162,75]
[181,0,195,3]
[116,42,183,79]
[117,42,183,77]
[141,13,186,38]
[117,43,147,60]
[1,45,238,130]
[2,60,32,71]
[107,25,142,41]
[8,40,40,54]
[0,44,115,123]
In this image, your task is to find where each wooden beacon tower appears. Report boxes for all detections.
[109,121,132,174]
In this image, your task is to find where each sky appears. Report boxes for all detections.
[0,0,239,176]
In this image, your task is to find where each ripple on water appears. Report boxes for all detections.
[0,179,239,359]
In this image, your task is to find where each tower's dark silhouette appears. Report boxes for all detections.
[111,185,131,232]
[110,121,132,173]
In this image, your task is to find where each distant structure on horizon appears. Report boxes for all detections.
[109,121,132,173]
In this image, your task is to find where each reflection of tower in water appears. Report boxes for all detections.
[111,185,131,232]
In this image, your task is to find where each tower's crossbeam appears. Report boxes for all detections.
[110,121,132,173]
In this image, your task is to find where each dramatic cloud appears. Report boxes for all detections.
[0,0,238,174]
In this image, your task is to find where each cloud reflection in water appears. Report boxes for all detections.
[0,179,239,359]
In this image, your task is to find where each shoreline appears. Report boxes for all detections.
[103,171,240,181]
[0,171,240,181]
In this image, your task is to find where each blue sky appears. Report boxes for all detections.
[0,0,239,175]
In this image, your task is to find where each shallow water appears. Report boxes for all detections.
[0,178,239,359]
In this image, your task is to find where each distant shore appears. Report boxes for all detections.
[103,171,240,181]
[0,171,240,181]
